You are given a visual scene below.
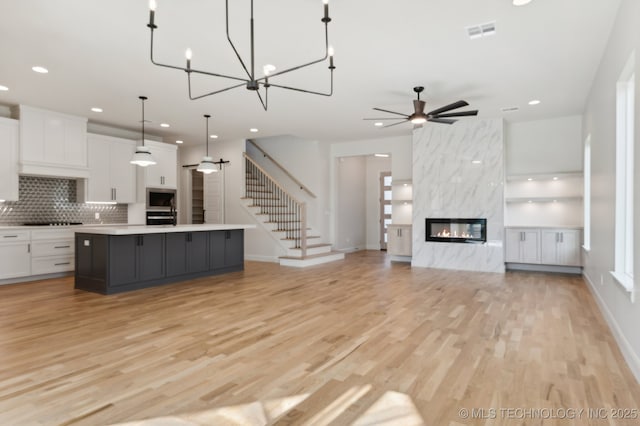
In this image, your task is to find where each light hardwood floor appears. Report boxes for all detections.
[0,251,639,425]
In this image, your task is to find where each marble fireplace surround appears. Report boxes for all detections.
[412,118,505,273]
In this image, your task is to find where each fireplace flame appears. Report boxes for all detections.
[435,229,473,238]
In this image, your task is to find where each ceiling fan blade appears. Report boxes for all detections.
[427,100,469,116]
[383,121,409,128]
[373,107,410,117]
[433,110,478,118]
[428,118,457,125]
[363,118,407,121]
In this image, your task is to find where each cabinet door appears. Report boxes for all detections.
[87,135,112,202]
[109,235,138,286]
[0,118,19,201]
[0,243,31,279]
[44,114,66,164]
[225,230,244,267]
[504,229,523,263]
[558,230,581,266]
[146,144,177,188]
[188,231,209,273]
[521,230,541,264]
[110,140,136,203]
[540,230,559,265]
[138,234,165,281]
[20,107,46,163]
[209,231,226,270]
[165,232,187,277]
[398,227,412,256]
[62,116,87,167]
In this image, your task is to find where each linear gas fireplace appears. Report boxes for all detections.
[426,218,487,244]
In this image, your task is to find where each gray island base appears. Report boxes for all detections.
[74,224,255,294]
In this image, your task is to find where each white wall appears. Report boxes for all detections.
[506,115,583,175]
[177,140,286,262]
[412,119,505,273]
[335,156,366,251]
[365,156,391,250]
[329,134,412,245]
[581,0,640,382]
[245,135,330,239]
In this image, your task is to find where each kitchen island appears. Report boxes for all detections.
[74,224,255,294]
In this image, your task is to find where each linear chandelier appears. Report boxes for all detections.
[146,0,336,110]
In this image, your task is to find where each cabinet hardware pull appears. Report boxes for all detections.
[28,243,31,253]
[55,262,71,266]
[3,235,18,238]
[114,188,117,200]
[560,233,563,243]
[54,245,71,249]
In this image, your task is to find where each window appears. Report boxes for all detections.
[583,134,591,251]
[612,52,635,293]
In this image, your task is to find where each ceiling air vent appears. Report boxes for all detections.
[466,21,496,39]
[501,106,519,113]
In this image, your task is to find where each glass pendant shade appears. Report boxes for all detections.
[197,156,217,174]
[130,145,156,167]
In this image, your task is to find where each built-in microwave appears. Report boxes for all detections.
[146,188,176,211]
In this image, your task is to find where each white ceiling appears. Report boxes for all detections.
[0,0,620,146]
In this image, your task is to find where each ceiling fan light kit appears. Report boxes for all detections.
[365,86,478,128]
[146,0,336,110]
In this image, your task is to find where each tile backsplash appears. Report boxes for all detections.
[0,176,128,225]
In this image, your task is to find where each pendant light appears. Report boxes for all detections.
[130,96,157,167]
[197,114,217,174]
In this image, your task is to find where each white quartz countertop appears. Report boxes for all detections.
[0,223,145,231]
[75,224,256,235]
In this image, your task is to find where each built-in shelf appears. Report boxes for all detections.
[506,196,583,204]
[506,171,583,182]
[392,200,412,205]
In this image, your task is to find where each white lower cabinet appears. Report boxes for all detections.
[388,224,412,257]
[505,228,540,263]
[30,229,75,275]
[505,227,581,267]
[0,231,31,280]
[540,229,581,266]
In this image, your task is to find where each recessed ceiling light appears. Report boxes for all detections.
[160,123,170,128]
[374,122,384,127]
[175,140,183,144]
[513,0,532,6]
[528,99,541,105]
[374,153,389,158]
[471,160,482,164]
[0,85,8,91]
[210,134,218,139]
[32,66,49,74]
[249,128,259,133]
[552,176,558,180]
[91,107,103,113]
[527,178,533,181]
[528,200,533,203]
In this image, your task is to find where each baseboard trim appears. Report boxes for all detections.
[245,255,280,263]
[0,272,72,286]
[390,255,412,263]
[506,263,582,274]
[583,272,640,384]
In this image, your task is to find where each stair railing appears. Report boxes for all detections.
[244,153,307,257]
[246,139,317,198]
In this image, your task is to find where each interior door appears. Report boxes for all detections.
[380,172,392,250]
[204,169,225,224]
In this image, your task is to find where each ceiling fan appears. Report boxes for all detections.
[365,86,478,128]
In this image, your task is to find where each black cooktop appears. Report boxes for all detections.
[22,222,83,226]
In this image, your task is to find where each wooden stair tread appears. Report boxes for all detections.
[289,243,332,250]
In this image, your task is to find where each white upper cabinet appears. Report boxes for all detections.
[0,117,19,201]
[13,105,89,178]
[141,140,178,189]
[86,134,136,203]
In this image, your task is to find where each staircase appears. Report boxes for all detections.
[242,153,344,267]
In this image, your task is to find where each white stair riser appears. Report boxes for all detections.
[286,245,332,257]
[279,252,345,267]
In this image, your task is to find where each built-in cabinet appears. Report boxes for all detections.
[142,141,178,189]
[12,105,89,178]
[30,229,74,275]
[505,227,581,269]
[0,117,19,201]
[210,230,244,269]
[166,232,209,276]
[387,224,412,258]
[84,134,136,203]
[505,228,541,264]
[0,230,31,280]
